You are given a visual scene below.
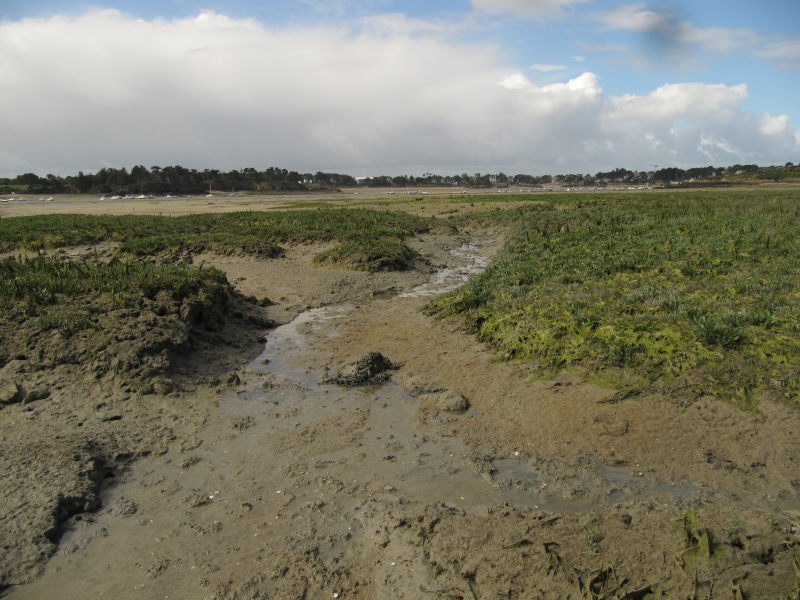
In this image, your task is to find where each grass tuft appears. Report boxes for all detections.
[313,239,419,272]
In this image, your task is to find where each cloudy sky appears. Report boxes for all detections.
[1,0,799,177]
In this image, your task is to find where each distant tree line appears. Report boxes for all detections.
[1,162,797,195]
[362,163,798,187]
[0,166,358,195]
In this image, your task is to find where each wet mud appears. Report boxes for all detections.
[4,236,800,599]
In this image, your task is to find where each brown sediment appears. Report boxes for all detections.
[2,227,799,600]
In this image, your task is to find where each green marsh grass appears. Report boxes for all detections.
[0,255,230,332]
[313,238,420,271]
[583,519,601,554]
[0,209,440,271]
[0,208,444,341]
[0,256,227,305]
[428,189,800,410]
[672,509,712,571]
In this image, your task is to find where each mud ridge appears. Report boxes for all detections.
[0,272,275,587]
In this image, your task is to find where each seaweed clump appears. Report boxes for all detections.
[326,352,399,386]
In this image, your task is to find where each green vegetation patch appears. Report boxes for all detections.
[118,232,283,258]
[313,238,420,272]
[672,509,712,572]
[428,189,800,410]
[0,208,441,270]
[0,255,237,389]
[0,255,229,328]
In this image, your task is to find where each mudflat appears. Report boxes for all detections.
[1,193,799,599]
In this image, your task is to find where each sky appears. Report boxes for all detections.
[1,0,799,177]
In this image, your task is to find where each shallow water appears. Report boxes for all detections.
[398,240,490,298]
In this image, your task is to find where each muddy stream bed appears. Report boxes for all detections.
[8,239,799,600]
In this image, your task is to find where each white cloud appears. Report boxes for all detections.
[677,24,758,54]
[296,0,369,17]
[760,114,791,136]
[499,73,533,90]
[592,3,665,32]
[532,63,567,72]
[358,13,463,37]
[471,0,591,19]
[590,3,799,66]
[500,71,603,101]
[602,83,798,166]
[0,10,797,177]
[756,38,800,62]
[609,83,749,122]
[578,41,629,53]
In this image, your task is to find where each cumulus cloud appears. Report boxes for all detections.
[602,83,796,166]
[0,10,797,177]
[471,0,591,19]
[760,114,790,136]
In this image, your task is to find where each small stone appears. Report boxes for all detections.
[431,390,470,413]
[395,372,444,396]
[114,497,139,517]
[186,493,212,507]
[151,377,174,395]
[178,456,201,469]
[22,384,50,404]
[231,416,254,431]
[0,380,20,404]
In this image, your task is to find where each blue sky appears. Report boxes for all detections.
[1,0,798,176]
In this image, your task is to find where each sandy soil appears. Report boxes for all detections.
[3,185,797,219]
[0,189,475,218]
[1,210,799,598]
[0,194,343,218]
[0,188,588,220]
